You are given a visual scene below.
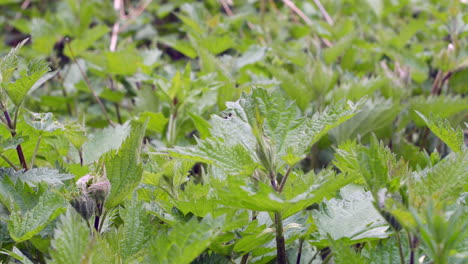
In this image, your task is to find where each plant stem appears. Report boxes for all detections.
[78,149,84,166]
[0,154,19,170]
[30,135,41,168]
[296,238,304,264]
[275,212,287,264]
[278,166,292,193]
[65,40,115,127]
[240,254,249,264]
[321,252,332,264]
[109,78,123,124]
[396,231,406,264]
[1,105,28,170]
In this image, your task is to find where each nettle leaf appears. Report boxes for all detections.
[64,123,87,150]
[328,235,369,264]
[8,190,67,242]
[335,137,408,194]
[4,58,50,106]
[216,170,355,218]
[416,112,465,154]
[330,98,400,143]
[118,198,153,261]
[0,135,25,152]
[312,191,390,246]
[9,168,74,187]
[237,88,364,159]
[49,209,91,264]
[25,112,64,134]
[0,246,34,264]
[0,175,39,212]
[362,237,408,264]
[169,88,363,174]
[104,121,146,209]
[82,122,131,165]
[149,215,224,264]
[409,95,468,127]
[0,38,27,85]
[410,152,468,205]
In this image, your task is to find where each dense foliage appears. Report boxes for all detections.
[0,0,467,263]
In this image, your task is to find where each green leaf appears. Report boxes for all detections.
[149,215,224,264]
[8,168,74,187]
[410,152,468,204]
[0,38,27,85]
[160,38,197,59]
[362,237,407,264]
[330,98,400,143]
[82,122,131,165]
[189,112,211,139]
[138,111,168,134]
[104,121,146,208]
[198,35,234,55]
[237,88,363,160]
[0,246,34,264]
[63,25,109,57]
[324,35,354,64]
[312,191,390,245]
[4,59,50,106]
[25,112,64,134]
[49,209,91,264]
[8,190,67,242]
[0,175,39,212]
[364,0,383,17]
[416,111,465,154]
[409,96,468,126]
[0,135,25,152]
[118,198,153,261]
[328,235,370,264]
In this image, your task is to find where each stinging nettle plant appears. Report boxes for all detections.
[168,87,365,263]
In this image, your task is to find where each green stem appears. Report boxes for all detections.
[30,135,42,168]
[396,231,406,264]
[278,166,292,193]
[66,39,115,128]
[321,252,332,264]
[0,153,19,170]
[275,212,287,264]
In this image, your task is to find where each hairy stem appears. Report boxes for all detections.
[275,212,287,264]
[0,154,19,170]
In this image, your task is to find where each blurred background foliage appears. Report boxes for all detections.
[0,0,467,175]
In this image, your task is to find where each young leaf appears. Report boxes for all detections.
[104,121,146,209]
[416,111,465,154]
[327,235,369,264]
[25,112,64,134]
[312,191,390,245]
[49,209,91,264]
[4,58,50,106]
[149,215,224,264]
[8,190,67,242]
[0,38,28,85]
